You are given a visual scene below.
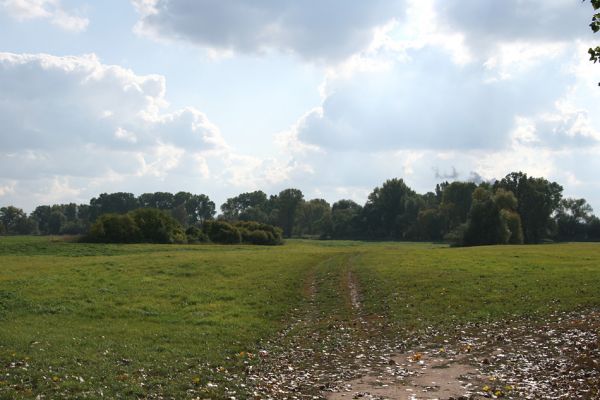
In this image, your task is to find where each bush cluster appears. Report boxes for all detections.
[85,208,186,244]
[84,208,283,245]
[202,220,283,245]
[234,221,284,245]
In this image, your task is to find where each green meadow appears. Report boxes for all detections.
[1,236,600,399]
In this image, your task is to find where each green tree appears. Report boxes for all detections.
[418,208,446,241]
[364,178,418,239]
[494,189,524,244]
[330,200,363,239]
[32,205,52,234]
[0,206,31,234]
[494,172,562,243]
[294,198,332,237]
[463,188,509,246]
[48,210,66,235]
[87,214,141,243]
[272,189,304,238]
[440,181,477,230]
[138,192,174,210]
[130,208,186,243]
[220,191,269,222]
[186,194,215,225]
[555,198,594,240]
[172,192,215,226]
[89,192,139,220]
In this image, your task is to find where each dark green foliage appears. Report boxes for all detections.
[130,208,186,244]
[331,200,363,239]
[588,216,600,240]
[444,223,468,247]
[220,191,269,222]
[48,210,66,235]
[183,193,216,225]
[185,226,210,243]
[87,214,141,243]
[89,192,139,220]
[203,220,242,244]
[273,188,304,238]
[59,220,88,235]
[463,188,508,246]
[555,198,594,241]
[494,172,563,243]
[364,178,419,239]
[3,171,598,246]
[85,209,185,244]
[0,206,35,235]
[441,181,476,229]
[418,208,446,241]
[294,199,332,237]
[138,192,174,210]
[234,221,283,245]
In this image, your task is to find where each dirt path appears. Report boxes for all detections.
[246,256,600,399]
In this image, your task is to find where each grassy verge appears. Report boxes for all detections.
[0,237,336,399]
[353,242,600,331]
[2,237,600,398]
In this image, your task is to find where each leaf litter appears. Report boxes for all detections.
[246,270,600,400]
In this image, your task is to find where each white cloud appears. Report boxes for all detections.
[1,0,89,32]
[267,0,600,209]
[0,52,292,210]
[132,0,404,62]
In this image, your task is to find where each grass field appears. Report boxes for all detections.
[1,237,599,399]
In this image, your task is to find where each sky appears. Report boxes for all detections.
[0,0,599,213]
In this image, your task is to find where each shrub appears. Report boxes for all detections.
[203,220,242,244]
[444,223,467,247]
[87,214,141,243]
[185,226,210,243]
[84,208,185,244]
[233,221,283,245]
[60,221,88,235]
[130,208,186,244]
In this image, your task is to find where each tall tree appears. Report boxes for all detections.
[0,206,34,234]
[463,188,508,246]
[186,194,216,226]
[273,188,304,238]
[331,200,363,239]
[171,192,215,226]
[494,172,563,243]
[32,205,52,234]
[294,199,332,237]
[138,192,174,210]
[555,198,594,240]
[364,178,418,239]
[89,192,139,220]
[220,191,269,222]
[440,181,477,230]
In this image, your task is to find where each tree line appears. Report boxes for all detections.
[1,171,599,246]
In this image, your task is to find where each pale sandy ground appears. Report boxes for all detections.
[326,352,481,400]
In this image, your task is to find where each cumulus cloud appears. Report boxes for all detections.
[271,0,600,208]
[132,0,403,62]
[1,0,89,32]
[295,46,574,152]
[439,0,590,52]
[0,52,291,210]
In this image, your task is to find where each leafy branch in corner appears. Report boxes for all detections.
[588,0,600,84]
